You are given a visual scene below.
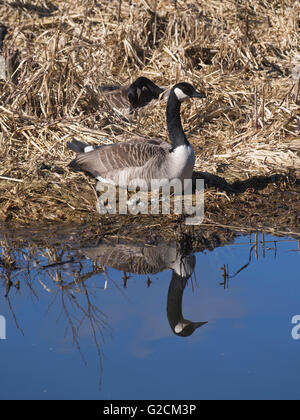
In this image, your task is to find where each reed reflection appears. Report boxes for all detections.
[0,236,207,387]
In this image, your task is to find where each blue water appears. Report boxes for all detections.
[0,233,300,400]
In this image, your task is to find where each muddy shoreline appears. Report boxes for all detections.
[1,172,299,247]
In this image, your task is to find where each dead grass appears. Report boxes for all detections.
[0,0,299,237]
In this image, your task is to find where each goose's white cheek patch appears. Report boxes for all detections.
[174,88,188,101]
[137,87,141,98]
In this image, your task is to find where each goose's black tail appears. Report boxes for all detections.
[67,139,92,154]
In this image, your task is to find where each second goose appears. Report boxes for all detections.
[98,76,166,115]
[68,82,206,188]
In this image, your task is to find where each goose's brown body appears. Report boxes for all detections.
[69,138,195,187]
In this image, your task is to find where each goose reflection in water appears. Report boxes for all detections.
[0,237,207,390]
[80,241,207,337]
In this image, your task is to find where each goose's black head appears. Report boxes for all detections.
[128,77,164,109]
[172,82,206,102]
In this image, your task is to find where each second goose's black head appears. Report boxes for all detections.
[171,82,206,102]
[128,77,164,109]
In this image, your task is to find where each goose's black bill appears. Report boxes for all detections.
[128,77,165,109]
[192,91,206,99]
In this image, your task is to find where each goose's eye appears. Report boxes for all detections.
[142,86,149,91]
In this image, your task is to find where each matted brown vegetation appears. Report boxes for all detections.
[0,0,299,237]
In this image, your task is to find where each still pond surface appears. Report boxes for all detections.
[0,231,300,400]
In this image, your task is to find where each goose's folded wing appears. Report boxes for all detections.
[70,140,169,177]
[98,85,130,111]
[128,136,167,146]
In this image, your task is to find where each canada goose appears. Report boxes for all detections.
[97,76,166,115]
[68,82,205,188]
[79,241,207,337]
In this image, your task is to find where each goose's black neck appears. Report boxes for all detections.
[166,89,189,150]
[167,271,186,330]
[167,270,207,337]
